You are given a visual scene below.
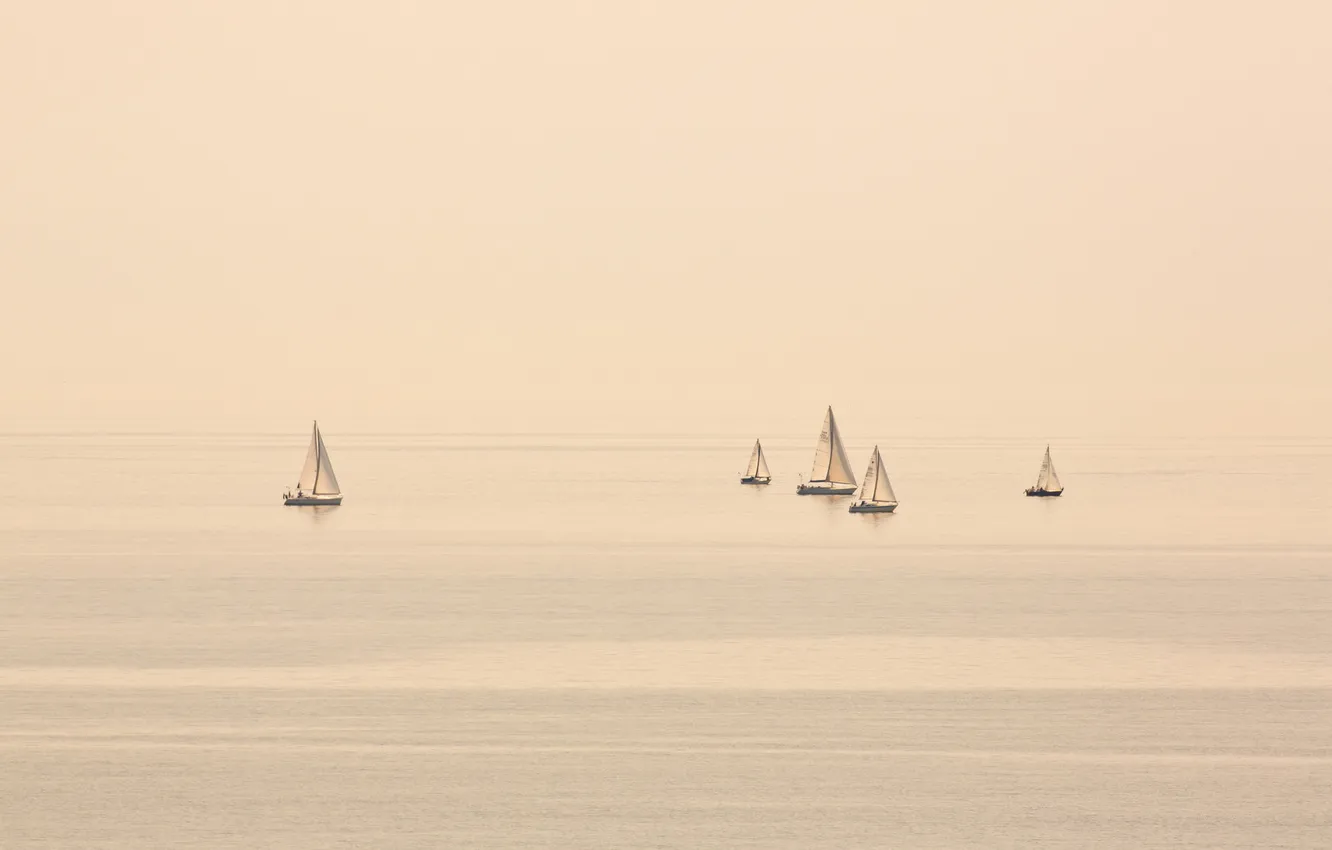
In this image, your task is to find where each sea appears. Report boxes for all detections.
[2,432,1330,848]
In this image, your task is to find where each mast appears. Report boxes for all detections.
[857,447,875,503]
[868,448,878,501]
[756,439,771,478]
[872,449,882,501]
[311,421,320,492]
[809,407,833,482]
[820,410,831,482]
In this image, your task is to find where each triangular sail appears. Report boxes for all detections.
[858,446,897,504]
[295,422,341,495]
[756,442,771,478]
[313,427,341,495]
[1044,460,1061,492]
[1035,446,1062,492]
[826,412,856,485]
[809,407,857,485]
[744,440,763,478]
[870,447,897,503]
[1038,447,1060,492]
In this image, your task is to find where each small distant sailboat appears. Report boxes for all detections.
[740,439,772,485]
[1025,445,1064,497]
[849,445,898,513]
[283,421,343,506]
[796,406,857,495]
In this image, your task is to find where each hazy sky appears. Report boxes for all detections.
[2,2,1329,436]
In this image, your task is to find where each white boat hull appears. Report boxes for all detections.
[796,482,857,495]
[849,502,897,513]
[740,476,771,485]
[284,495,342,506]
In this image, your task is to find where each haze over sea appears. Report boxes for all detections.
[5,0,1332,845]
[3,431,1330,848]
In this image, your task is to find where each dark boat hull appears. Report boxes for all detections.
[740,476,771,485]
[1024,489,1063,497]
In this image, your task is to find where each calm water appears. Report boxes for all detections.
[2,433,1330,848]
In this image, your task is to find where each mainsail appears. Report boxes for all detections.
[296,421,341,495]
[808,407,857,485]
[1035,446,1062,492]
[745,439,771,478]
[858,445,898,504]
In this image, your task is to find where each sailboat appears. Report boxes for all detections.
[283,421,343,506]
[849,445,898,513]
[740,439,772,485]
[1025,445,1064,497]
[796,406,857,495]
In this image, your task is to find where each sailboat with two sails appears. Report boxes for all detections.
[796,407,857,495]
[1025,446,1064,497]
[740,439,772,485]
[849,445,898,512]
[283,421,343,506]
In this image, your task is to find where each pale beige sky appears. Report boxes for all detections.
[2,2,1328,435]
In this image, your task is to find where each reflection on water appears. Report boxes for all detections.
[854,509,896,528]
[304,504,339,524]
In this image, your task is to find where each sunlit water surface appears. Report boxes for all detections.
[2,433,1330,848]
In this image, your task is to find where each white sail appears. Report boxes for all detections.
[295,422,341,495]
[808,407,857,485]
[1045,462,1061,492]
[296,423,320,491]
[313,427,341,495]
[857,449,878,501]
[744,440,763,477]
[858,446,897,504]
[756,442,771,478]
[1036,446,1062,492]
[870,446,897,503]
[827,413,856,485]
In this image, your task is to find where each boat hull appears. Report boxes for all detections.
[740,476,771,485]
[796,483,857,495]
[284,495,343,506]
[1024,489,1062,497]
[849,502,897,513]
